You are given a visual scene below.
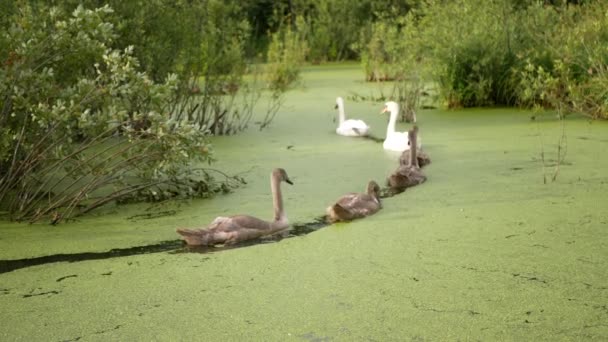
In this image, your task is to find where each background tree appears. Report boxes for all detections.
[0,2,307,223]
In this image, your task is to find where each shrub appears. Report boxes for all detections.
[356,12,426,122]
[253,15,308,129]
[361,0,608,119]
[415,0,524,108]
[517,1,608,119]
[0,5,235,223]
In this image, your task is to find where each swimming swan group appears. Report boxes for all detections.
[176,98,431,246]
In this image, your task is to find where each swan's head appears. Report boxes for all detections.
[334,97,344,109]
[366,180,381,198]
[273,168,293,185]
[381,101,399,115]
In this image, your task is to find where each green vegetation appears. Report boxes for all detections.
[1,0,607,223]
[0,2,305,222]
[0,1,606,338]
[358,0,608,118]
[0,6,216,223]
[241,0,608,119]
[1,65,607,341]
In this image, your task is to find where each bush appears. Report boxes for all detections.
[355,12,426,122]
[258,15,308,128]
[517,1,608,119]
[265,15,308,92]
[0,5,233,223]
[414,0,524,108]
[360,0,608,119]
[305,0,368,62]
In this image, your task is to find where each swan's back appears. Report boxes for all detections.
[384,132,423,151]
[383,131,409,151]
[326,193,381,222]
[337,119,370,136]
[176,214,287,246]
[221,215,271,230]
[399,149,431,167]
[388,165,427,190]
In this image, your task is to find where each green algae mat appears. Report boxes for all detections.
[1,64,607,341]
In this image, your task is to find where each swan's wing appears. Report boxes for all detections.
[384,131,410,151]
[349,119,369,129]
[177,216,231,237]
[213,215,284,244]
[335,193,358,207]
[335,193,381,217]
[209,216,231,227]
[392,165,427,186]
[351,125,370,136]
[338,119,370,136]
[176,216,237,239]
[214,215,272,232]
[178,215,274,246]
[329,202,354,221]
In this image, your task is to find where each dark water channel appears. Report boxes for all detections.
[0,217,330,274]
[0,132,396,275]
[0,126,399,276]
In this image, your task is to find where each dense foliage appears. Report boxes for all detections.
[0,6,215,223]
[241,0,417,62]
[358,0,608,118]
[0,3,305,223]
[516,1,608,118]
[1,0,606,224]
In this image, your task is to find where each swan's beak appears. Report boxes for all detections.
[380,106,388,114]
[285,178,293,185]
[334,104,338,109]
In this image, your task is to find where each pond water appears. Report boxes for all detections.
[0,63,607,340]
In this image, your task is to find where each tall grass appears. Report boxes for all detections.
[360,0,608,119]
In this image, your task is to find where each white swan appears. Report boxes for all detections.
[381,101,421,151]
[335,97,370,136]
[176,168,293,246]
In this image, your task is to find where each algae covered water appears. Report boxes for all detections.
[0,64,607,340]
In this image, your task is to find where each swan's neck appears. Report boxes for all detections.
[387,108,398,136]
[271,175,286,222]
[337,102,346,124]
[409,131,419,167]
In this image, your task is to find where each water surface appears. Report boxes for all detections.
[0,64,607,341]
